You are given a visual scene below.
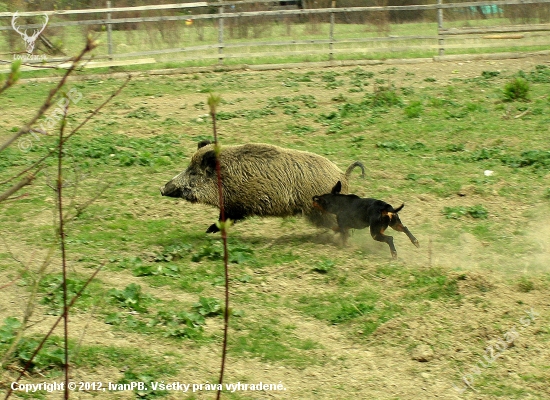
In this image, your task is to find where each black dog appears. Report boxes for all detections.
[313,181,419,259]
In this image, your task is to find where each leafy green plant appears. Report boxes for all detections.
[215,111,238,120]
[283,104,300,115]
[406,269,460,300]
[160,117,181,126]
[286,124,316,136]
[149,310,205,339]
[13,337,66,373]
[229,245,255,264]
[481,70,500,79]
[503,77,530,101]
[445,143,465,152]
[241,108,276,120]
[312,259,335,274]
[517,276,535,293]
[404,101,423,118]
[126,106,159,119]
[443,205,488,219]
[0,317,21,344]
[40,275,91,315]
[191,241,223,262]
[350,135,365,149]
[376,141,425,152]
[503,150,550,170]
[368,85,402,108]
[108,283,151,312]
[316,111,343,133]
[267,96,291,108]
[467,205,489,219]
[521,64,550,83]
[154,244,192,262]
[133,264,181,277]
[193,296,222,317]
[293,94,317,108]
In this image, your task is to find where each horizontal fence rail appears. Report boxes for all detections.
[1,0,549,67]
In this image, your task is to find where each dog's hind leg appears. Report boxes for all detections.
[340,227,350,246]
[389,220,420,248]
[371,226,398,259]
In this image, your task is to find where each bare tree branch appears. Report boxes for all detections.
[209,94,231,400]
[55,98,71,400]
[0,36,98,153]
[1,75,131,190]
[3,265,103,400]
[0,168,43,203]
[0,60,21,96]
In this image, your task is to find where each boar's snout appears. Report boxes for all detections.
[160,181,183,198]
[161,182,198,202]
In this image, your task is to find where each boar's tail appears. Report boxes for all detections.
[345,161,365,179]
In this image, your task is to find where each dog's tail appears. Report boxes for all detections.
[393,203,405,213]
[345,161,366,179]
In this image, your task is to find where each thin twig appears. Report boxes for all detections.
[0,167,43,202]
[1,246,55,373]
[3,266,102,400]
[514,109,531,119]
[56,98,70,400]
[210,94,230,400]
[1,75,131,188]
[0,36,98,153]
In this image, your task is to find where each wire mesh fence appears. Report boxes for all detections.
[0,0,549,67]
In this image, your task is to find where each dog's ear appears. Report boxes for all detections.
[331,181,342,194]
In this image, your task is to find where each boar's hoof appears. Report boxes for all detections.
[206,223,220,233]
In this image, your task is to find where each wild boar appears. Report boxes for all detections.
[161,141,365,233]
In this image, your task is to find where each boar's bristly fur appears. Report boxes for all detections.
[161,141,365,233]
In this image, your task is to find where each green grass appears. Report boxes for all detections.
[1,58,549,398]
[2,13,550,78]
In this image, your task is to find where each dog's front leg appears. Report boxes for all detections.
[402,226,419,248]
[389,221,420,248]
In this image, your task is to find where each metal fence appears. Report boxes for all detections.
[1,0,549,68]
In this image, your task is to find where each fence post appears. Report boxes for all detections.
[437,0,444,56]
[218,0,224,64]
[329,0,336,61]
[106,0,113,60]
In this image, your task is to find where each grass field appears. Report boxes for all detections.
[0,55,549,399]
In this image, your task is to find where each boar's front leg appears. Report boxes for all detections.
[206,212,244,233]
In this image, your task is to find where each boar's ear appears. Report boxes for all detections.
[201,150,217,175]
[198,139,212,149]
[331,181,342,194]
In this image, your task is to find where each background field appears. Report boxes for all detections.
[2,0,550,69]
[1,54,550,399]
